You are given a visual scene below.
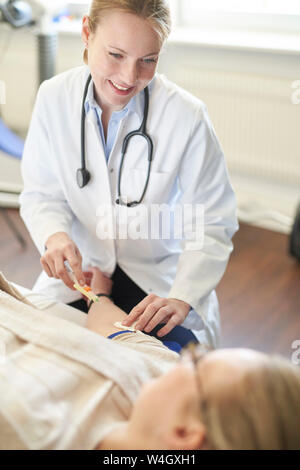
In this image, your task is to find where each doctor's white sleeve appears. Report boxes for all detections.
[167,105,239,316]
[19,84,74,254]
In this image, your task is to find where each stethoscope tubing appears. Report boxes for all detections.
[79,74,153,207]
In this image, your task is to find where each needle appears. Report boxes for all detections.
[64,261,99,302]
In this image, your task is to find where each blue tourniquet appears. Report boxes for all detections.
[107,330,182,353]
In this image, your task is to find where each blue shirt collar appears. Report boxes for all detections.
[84,75,156,122]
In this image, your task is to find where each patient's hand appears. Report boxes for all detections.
[83,267,113,296]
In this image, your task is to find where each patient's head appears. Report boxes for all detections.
[127,347,300,450]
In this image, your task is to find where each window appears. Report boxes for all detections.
[65,1,300,38]
[179,0,300,15]
[174,0,300,34]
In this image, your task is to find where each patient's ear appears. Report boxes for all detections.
[165,422,206,450]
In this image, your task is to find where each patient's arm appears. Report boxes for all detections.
[86,297,129,337]
[84,267,130,337]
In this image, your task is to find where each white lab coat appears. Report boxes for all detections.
[20,66,238,347]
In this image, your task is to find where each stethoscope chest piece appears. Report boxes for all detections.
[76,168,91,188]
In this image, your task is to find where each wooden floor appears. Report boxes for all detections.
[1,208,300,358]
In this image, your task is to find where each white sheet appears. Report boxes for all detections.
[0,272,179,449]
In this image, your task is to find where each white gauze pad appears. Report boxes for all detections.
[113,321,138,332]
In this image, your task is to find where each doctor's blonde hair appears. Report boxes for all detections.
[83,0,171,64]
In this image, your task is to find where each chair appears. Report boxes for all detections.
[0,117,26,247]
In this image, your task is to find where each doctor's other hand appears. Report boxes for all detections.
[83,266,113,297]
[41,232,85,289]
[122,294,191,337]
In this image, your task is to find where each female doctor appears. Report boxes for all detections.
[20,0,238,349]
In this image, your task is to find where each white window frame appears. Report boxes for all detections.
[173,0,300,35]
[63,1,300,54]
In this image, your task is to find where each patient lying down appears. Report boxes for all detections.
[0,268,299,450]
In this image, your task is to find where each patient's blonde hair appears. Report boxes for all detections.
[83,0,171,64]
[200,356,300,450]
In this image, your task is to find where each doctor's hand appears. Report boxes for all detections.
[122,294,191,337]
[41,232,85,289]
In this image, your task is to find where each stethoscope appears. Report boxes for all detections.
[77,74,154,207]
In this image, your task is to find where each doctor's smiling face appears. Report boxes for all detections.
[82,10,161,115]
